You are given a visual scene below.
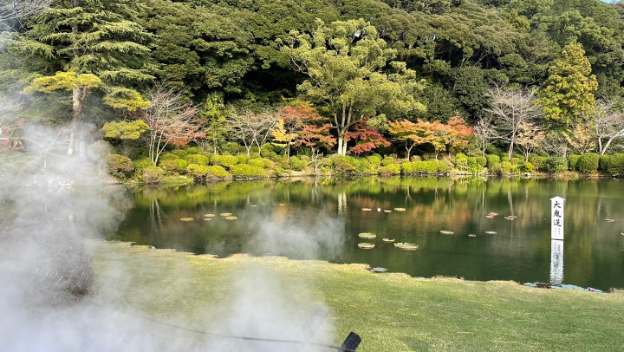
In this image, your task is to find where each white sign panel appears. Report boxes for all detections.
[550,196,565,240]
[550,239,564,285]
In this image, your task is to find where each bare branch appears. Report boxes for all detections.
[0,0,50,22]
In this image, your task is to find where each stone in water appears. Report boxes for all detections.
[179,217,194,222]
[468,234,477,238]
[440,230,454,235]
[358,243,375,250]
[220,213,233,217]
[225,216,238,221]
[394,208,407,212]
[382,238,396,243]
[485,231,497,235]
[384,210,392,213]
[604,218,615,223]
[362,208,372,212]
[358,232,377,240]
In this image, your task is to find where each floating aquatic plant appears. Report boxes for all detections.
[358,232,377,240]
[394,242,419,251]
[358,243,375,250]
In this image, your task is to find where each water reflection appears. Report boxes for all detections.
[111,177,624,290]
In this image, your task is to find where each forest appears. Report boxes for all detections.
[2,0,624,183]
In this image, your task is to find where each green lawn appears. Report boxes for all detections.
[94,242,624,352]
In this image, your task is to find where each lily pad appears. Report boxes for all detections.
[358,232,377,240]
[179,217,195,222]
[440,230,454,235]
[219,213,233,217]
[394,208,407,212]
[204,213,215,218]
[361,208,372,212]
[382,238,396,243]
[394,242,419,251]
[225,216,238,221]
[358,242,375,250]
[485,231,498,235]
[384,210,392,213]
[203,218,213,222]
[468,234,477,238]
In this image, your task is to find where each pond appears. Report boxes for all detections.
[110,177,624,290]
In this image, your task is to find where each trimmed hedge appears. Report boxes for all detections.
[230,164,268,178]
[545,157,568,173]
[143,166,164,184]
[106,154,134,178]
[379,163,401,176]
[599,153,624,176]
[207,165,230,178]
[185,153,209,165]
[402,160,450,175]
[211,154,239,168]
[160,158,187,173]
[576,153,599,174]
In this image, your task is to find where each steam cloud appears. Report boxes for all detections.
[0,92,345,351]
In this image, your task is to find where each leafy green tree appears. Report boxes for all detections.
[539,42,598,126]
[199,93,229,154]
[282,18,425,155]
[17,0,152,120]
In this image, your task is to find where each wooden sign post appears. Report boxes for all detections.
[550,196,565,285]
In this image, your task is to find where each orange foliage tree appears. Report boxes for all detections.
[345,120,390,155]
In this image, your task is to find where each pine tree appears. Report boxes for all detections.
[15,0,153,153]
[539,42,598,126]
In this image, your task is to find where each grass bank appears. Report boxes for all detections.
[94,242,624,351]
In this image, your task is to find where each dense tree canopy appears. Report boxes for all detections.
[2,0,624,161]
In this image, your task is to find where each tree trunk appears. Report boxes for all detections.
[337,133,347,156]
[68,86,84,156]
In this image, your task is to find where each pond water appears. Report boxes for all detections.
[111,177,624,290]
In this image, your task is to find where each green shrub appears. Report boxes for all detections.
[160,158,187,173]
[171,149,189,158]
[501,161,517,175]
[133,157,154,171]
[576,153,599,174]
[107,154,134,178]
[521,161,534,173]
[529,155,548,171]
[185,153,209,165]
[249,157,273,169]
[222,142,243,154]
[186,163,210,178]
[330,155,358,175]
[486,154,500,168]
[599,153,624,175]
[409,155,422,162]
[159,152,179,161]
[545,157,568,174]
[289,156,309,171]
[568,155,581,171]
[367,154,382,166]
[207,165,230,178]
[489,162,502,175]
[211,154,239,168]
[143,166,164,184]
[260,144,279,159]
[453,153,469,171]
[230,164,268,178]
[379,163,401,176]
[161,175,193,186]
[381,156,398,166]
[402,160,449,175]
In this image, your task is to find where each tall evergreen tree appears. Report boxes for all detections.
[539,42,598,126]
